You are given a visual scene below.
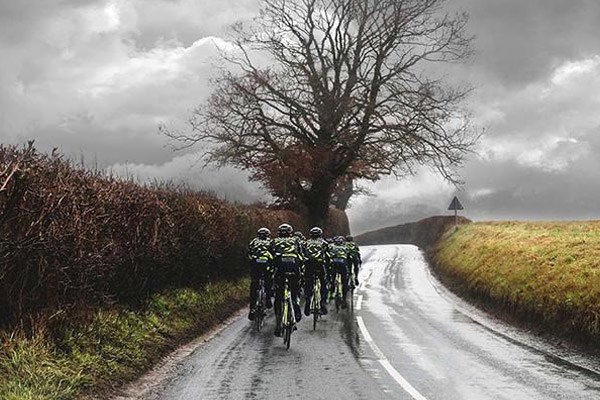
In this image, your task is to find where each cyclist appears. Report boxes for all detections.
[270,223,304,336]
[345,235,362,286]
[247,227,274,321]
[303,227,329,316]
[327,236,351,308]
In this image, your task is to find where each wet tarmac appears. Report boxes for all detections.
[155,245,600,400]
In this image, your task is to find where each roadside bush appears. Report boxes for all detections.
[0,143,305,328]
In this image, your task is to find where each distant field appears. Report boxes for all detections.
[435,221,600,341]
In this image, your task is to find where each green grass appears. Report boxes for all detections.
[0,279,249,400]
[435,221,600,340]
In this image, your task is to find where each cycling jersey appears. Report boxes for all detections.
[247,238,273,263]
[328,244,349,264]
[304,238,328,262]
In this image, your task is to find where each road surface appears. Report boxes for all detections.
[155,244,600,400]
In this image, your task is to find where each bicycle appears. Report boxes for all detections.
[254,276,266,332]
[278,274,296,350]
[311,273,321,330]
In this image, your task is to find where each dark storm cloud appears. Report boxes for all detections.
[452,0,600,86]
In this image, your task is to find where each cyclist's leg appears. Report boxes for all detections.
[265,262,274,308]
[318,263,328,313]
[289,271,302,322]
[304,264,314,316]
[326,263,335,299]
[273,269,284,335]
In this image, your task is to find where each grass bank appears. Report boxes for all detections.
[0,279,249,400]
[435,221,600,342]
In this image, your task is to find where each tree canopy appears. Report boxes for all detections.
[166,0,478,225]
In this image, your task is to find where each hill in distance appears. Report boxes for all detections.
[355,215,471,249]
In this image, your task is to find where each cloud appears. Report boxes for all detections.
[451,0,600,87]
[108,152,267,204]
[2,0,600,230]
[0,7,230,164]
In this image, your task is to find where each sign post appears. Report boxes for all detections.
[448,196,464,230]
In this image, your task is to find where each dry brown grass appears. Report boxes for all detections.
[436,221,600,340]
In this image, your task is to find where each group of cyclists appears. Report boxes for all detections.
[247,223,361,337]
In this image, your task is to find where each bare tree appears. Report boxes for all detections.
[166,0,477,226]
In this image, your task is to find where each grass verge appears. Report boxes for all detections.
[435,221,600,343]
[0,279,249,400]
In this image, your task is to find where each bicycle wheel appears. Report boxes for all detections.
[285,298,293,349]
[255,286,265,332]
[312,279,319,330]
[282,298,288,345]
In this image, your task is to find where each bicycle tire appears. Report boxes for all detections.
[312,278,321,331]
[282,297,288,345]
[285,297,293,349]
[285,326,291,349]
[255,287,264,332]
[255,306,261,332]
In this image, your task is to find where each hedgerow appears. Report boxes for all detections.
[0,143,308,329]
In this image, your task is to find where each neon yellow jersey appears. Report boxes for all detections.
[247,238,273,261]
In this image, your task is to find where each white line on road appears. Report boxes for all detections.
[356,295,363,310]
[356,316,428,400]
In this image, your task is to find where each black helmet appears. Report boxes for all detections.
[334,236,345,245]
[278,223,293,236]
[309,227,323,238]
[293,231,305,240]
[257,227,270,238]
[345,235,353,242]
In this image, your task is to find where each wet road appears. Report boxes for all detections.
[157,245,600,400]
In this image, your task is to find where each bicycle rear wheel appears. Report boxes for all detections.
[255,287,265,332]
[285,298,293,349]
[312,279,320,330]
[285,325,292,349]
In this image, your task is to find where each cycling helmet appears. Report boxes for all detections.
[345,235,353,242]
[309,227,323,238]
[334,236,345,245]
[277,223,293,236]
[257,227,271,238]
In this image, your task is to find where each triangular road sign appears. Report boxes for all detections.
[448,196,464,211]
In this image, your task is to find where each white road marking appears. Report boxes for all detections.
[356,316,429,400]
[356,295,363,310]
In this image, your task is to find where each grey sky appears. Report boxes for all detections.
[1,0,599,233]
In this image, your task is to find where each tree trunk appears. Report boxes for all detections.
[331,178,353,210]
[301,178,335,228]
